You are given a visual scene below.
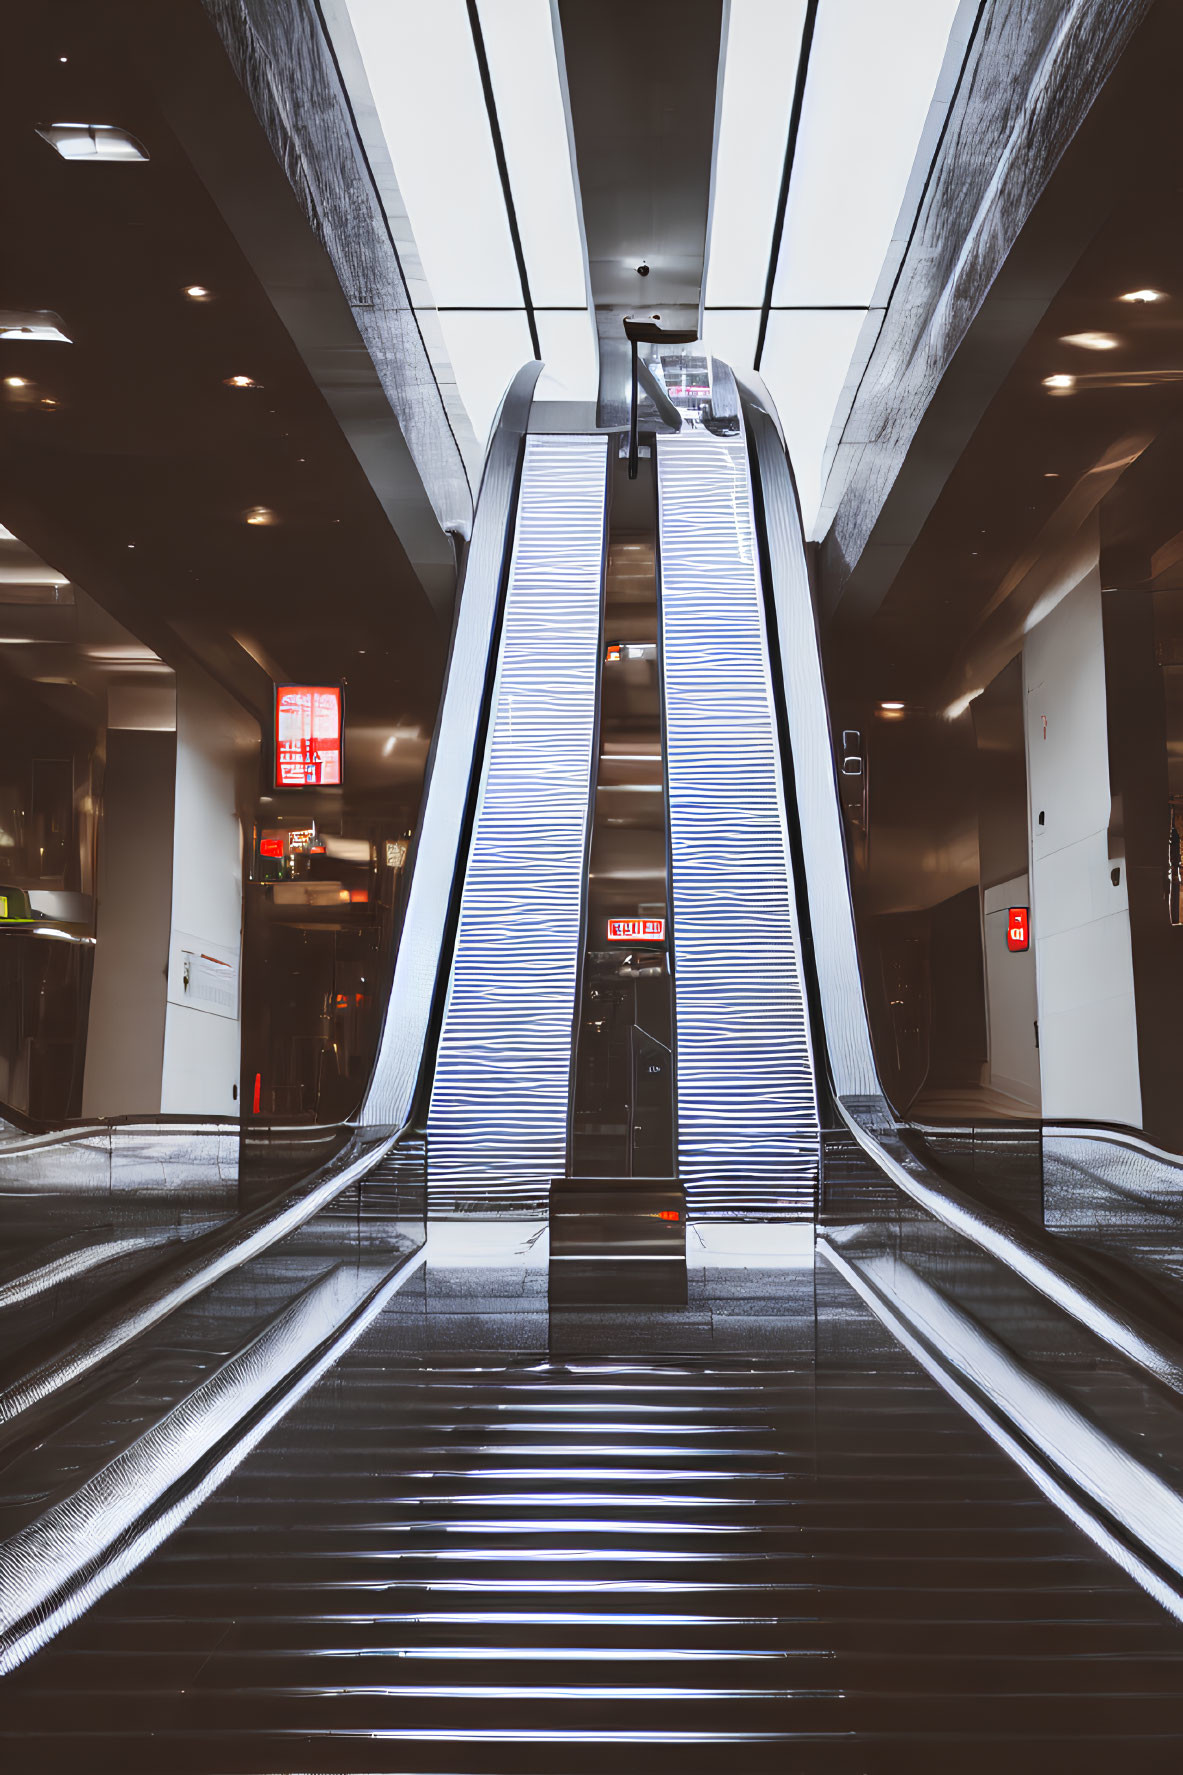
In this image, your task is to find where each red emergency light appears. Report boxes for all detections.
[1007,907,1030,952]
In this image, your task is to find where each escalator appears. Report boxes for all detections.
[6,353,1183,1759]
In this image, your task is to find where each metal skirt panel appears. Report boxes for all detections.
[657,429,819,1217]
[426,433,607,1212]
[361,365,540,1133]
[738,376,880,1101]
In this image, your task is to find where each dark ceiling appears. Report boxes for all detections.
[0,2,447,736]
[836,62,1183,714]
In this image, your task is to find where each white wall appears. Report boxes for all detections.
[82,721,176,1118]
[1024,562,1141,1126]
[160,667,258,1115]
[982,874,1040,1108]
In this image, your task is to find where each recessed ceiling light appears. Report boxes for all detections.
[36,122,148,162]
[0,308,72,343]
[1043,471,1060,478]
[1043,373,1076,391]
[184,285,212,301]
[1119,288,1165,304]
[3,376,30,389]
[879,701,905,711]
[243,505,278,526]
[39,397,57,409]
[223,374,259,389]
[1060,331,1119,351]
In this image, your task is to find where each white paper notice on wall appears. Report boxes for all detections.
[167,929,240,1020]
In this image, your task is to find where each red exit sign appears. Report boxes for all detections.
[608,917,665,943]
[1007,907,1030,952]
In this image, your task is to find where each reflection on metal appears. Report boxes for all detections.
[822,1238,1183,1623]
[739,375,879,1099]
[362,365,541,1131]
[0,1129,397,1427]
[550,1177,687,1304]
[838,1091,1183,1400]
[657,426,818,1215]
[427,433,607,1211]
[0,1226,199,1312]
[0,1247,427,1675]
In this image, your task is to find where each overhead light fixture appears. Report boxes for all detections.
[36,122,148,162]
[1118,288,1165,304]
[1042,373,1076,391]
[223,374,259,389]
[3,376,30,389]
[0,309,71,343]
[1059,331,1118,351]
[184,285,212,302]
[879,700,905,711]
[243,505,278,526]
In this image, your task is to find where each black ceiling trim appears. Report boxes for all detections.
[754,0,820,371]
[465,0,541,360]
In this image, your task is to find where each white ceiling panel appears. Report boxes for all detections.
[437,310,535,449]
[701,310,761,375]
[477,0,589,308]
[759,308,866,533]
[705,0,807,308]
[772,0,962,308]
[535,310,599,403]
[343,0,521,306]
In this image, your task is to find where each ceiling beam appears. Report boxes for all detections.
[816,0,1158,630]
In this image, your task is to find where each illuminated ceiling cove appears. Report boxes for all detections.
[328,0,966,532]
[326,0,595,471]
[705,0,969,535]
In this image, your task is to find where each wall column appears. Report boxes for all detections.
[160,665,258,1115]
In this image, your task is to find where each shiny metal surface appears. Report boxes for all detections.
[2,1247,1180,1768]
[361,363,541,1133]
[426,433,607,1212]
[740,376,880,1101]
[549,1178,687,1305]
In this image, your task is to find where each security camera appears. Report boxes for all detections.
[636,261,650,277]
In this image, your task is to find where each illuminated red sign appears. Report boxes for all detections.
[608,917,666,942]
[275,685,342,788]
[259,837,284,858]
[1007,907,1030,952]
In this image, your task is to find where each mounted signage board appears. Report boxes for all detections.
[274,685,343,787]
[1007,907,1030,952]
[608,917,666,942]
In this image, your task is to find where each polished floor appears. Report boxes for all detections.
[1,1227,1181,1770]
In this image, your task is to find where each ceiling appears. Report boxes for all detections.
[0,2,447,754]
[324,0,969,530]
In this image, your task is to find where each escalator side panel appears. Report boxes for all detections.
[739,378,881,1102]
[656,430,819,1217]
[426,434,608,1212]
[361,364,541,1131]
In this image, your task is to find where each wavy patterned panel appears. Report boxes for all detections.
[658,429,818,1217]
[426,434,607,1213]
